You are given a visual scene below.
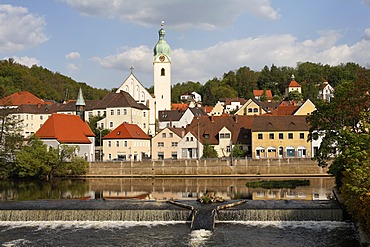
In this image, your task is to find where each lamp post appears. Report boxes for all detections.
[98,128,103,161]
[197,117,200,160]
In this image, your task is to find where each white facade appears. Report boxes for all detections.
[102,138,150,162]
[154,53,171,116]
[116,72,156,135]
[41,137,95,162]
[96,107,149,133]
[178,132,203,159]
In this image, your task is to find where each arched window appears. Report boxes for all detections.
[124,85,129,92]
[161,68,165,76]
[141,92,145,102]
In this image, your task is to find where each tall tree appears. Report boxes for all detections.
[0,107,23,178]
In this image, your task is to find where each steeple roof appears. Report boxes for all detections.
[153,21,171,61]
[76,88,85,106]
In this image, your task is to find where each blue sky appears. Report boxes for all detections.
[1,0,370,90]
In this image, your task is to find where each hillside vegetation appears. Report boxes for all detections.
[0,59,109,102]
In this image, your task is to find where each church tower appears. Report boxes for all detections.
[153,21,171,117]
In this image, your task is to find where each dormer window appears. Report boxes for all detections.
[204,134,210,139]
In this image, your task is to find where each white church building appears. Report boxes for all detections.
[116,22,172,136]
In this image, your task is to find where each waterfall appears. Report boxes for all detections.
[0,210,192,221]
[217,208,343,221]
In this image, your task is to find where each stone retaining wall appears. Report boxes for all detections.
[88,158,329,176]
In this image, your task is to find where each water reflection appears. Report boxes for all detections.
[0,177,335,202]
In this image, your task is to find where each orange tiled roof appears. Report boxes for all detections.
[36,114,95,144]
[288,80,301,87]
[204,106,214,113]
[0,91,48,106]
[253,90,273,99]
[171,103,189,111]
[103,123,150,140]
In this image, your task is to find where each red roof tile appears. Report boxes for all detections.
[171,103,189,111]
[36,114,95,144]
[0,91,48,106]
[253,90,273,99]
[103,123,150,140]
[288,80,301,87]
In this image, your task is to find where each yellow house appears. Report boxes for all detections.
[251,115,311,159]
[294,99,316,116]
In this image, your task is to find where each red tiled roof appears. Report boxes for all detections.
[253,90,273,99]
[171,103,189,111]
[103,123,150,140]
[204,106,214,113]
[36,114,95,144]
[0,91,48,106]
[265,105,300,116]
[288,80,301,87]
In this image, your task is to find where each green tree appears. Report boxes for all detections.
[87,115,110,146]
[14,136,88,180]
[231,144,247,157]
[202,142,218,158]
[287,90,303,101]
[0,107,23,178]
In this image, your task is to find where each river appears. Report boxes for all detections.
[0,177,361,246]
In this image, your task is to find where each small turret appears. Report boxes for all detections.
[76,88,86,121]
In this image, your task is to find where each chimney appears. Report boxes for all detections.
[234,115,238,124]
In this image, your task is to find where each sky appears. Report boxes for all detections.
[1,0,370,90]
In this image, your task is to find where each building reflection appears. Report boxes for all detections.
[88,177,335,201]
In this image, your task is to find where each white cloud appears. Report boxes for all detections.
[67,63,79,71]
[60,0,280,30]
[362,0,370,7]
[65,52,81,60]
[0,4,48,52]
[6,56,40,67]
[364,28,370,40]
[93,31,370,84]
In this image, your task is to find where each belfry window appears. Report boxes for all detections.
[161,68,165,76]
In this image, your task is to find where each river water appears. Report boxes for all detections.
[0,177,361,246]
[0,221,358,246]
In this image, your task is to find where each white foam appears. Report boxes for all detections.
[2,238,32,247]
[217,220,354,230]
[189,229,213,247]
[0,220,186,230]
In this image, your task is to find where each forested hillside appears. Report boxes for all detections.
[172,62,369,105]
[0,59,110,102]
[1,58,368,105]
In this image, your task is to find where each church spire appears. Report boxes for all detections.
[76,88,86,121]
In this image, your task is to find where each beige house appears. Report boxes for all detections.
[102,123,150,161]
[293,99,316,115]
[251,115,311,159]
[10,103,62,138]
[209,102,224,116]
[94,91,150,134]
[151,127,185,160]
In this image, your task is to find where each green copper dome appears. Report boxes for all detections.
[153,22,171,61]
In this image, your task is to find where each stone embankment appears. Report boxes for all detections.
[86,158,330,177]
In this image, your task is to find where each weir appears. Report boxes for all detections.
[0,199,343,224]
